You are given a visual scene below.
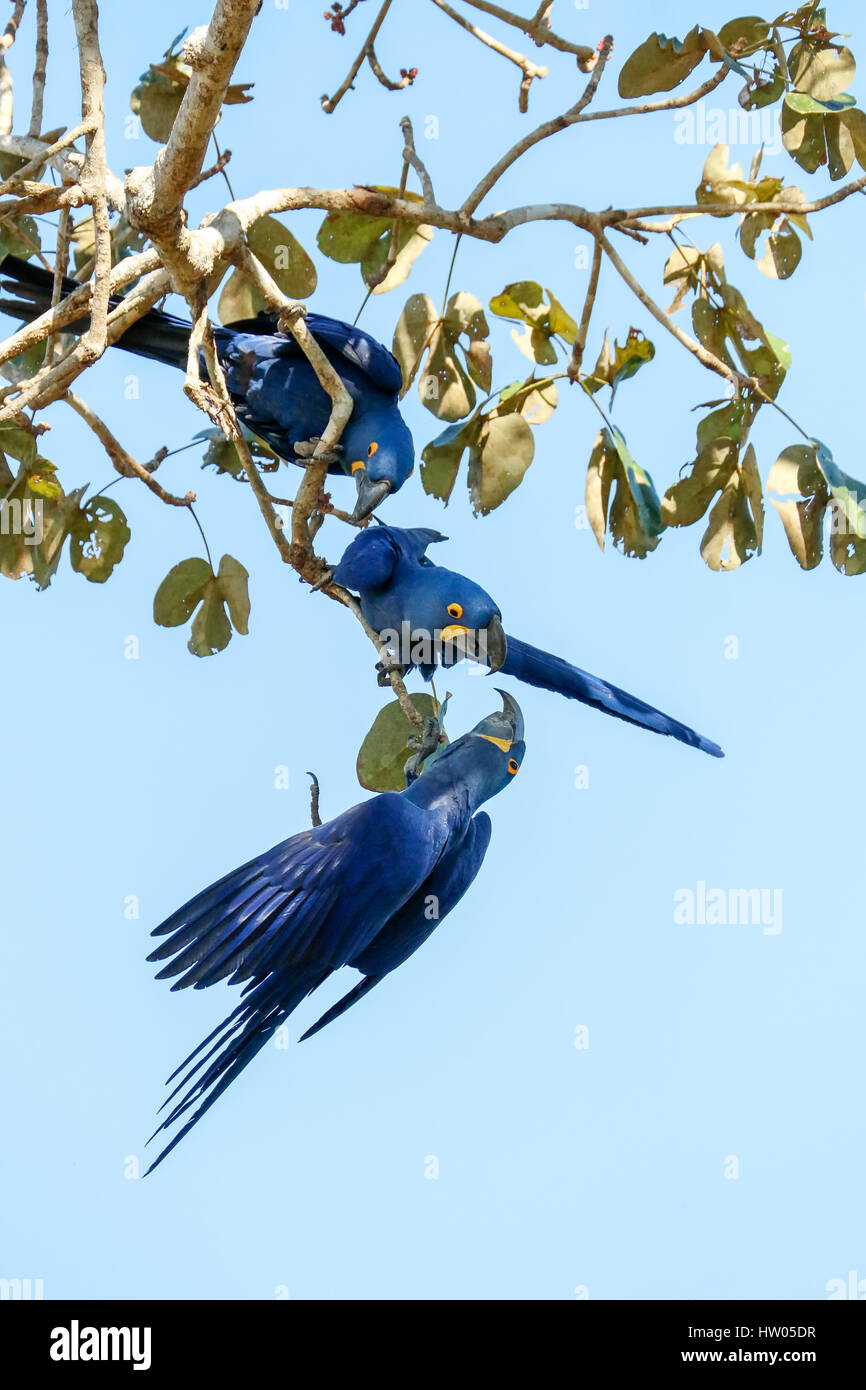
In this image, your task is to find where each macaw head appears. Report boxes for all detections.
[345,409,415,521]
[418,691,525,811]
[408,560,507,673]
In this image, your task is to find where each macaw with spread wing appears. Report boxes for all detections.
[333,524,723,758]
[144,692,525,1173]
[0,254,413,521]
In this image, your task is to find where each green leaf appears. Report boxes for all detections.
[717,16,771,58]
[393,291,491,422]
[188,582,233,657]
[69,496,130,582]
[766,443,827,570]
[618,26,708,98]
[0,213,40,262]
[216,553,250,635]
[317,188,431,292]
[361,222,434,294]
[420,419,479,504]
[488,281,576,364]
[583,328,655,401]
[218,216,317,322]
[153,553,250,656]
[788,39,855,100]
[467,413,534,516]
[153,557,212,627]
[585,425,663,559]
[663,435,762,571]
[357,693,443,792]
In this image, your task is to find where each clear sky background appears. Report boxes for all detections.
[1,0,864,1301]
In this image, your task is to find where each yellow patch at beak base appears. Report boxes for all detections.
[478,734,513,753]
[351,461,365,474]
[440,623,469,643]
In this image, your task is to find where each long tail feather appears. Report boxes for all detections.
[145,970,325,1175]
[298,975,381,1042]
[502,634,723,757]
[0,253,214,370]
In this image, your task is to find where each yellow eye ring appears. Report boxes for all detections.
[507,758,519,775]
[367,441,379,457]
[446,602,463,620]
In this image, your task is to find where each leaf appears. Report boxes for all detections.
[492,376,558,425]
[153,553,250,656]
[357,694,443,792]
[585,426,662,559]
[788,39,855,101]
[197,425,280,479]
[663,434,762,571]
[153,557,212,627]
[488,281,576,365]
[420,419,479,504]
[699,444,763,571]
[361,222,434,294]
[0,212,40,262]
[218,217,317,322]
[717,16,771,57]
[766,443,827,569]
[393,291,491,422]
[69,496,130,582]
[216,553,250,635]
[583,328,655,401]
[130,43,253,144]
[467,413,534,516]
[317,188,432,291]
[618,26,708,98]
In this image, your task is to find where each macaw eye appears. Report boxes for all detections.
[367,441,379,458]
[446,603,463,620]
[507,758,519,775]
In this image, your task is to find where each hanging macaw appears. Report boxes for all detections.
[0,254,413,521]
[143,692,525,1173]
[332,524,723,758]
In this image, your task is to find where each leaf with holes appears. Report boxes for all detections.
[69,497,131,583]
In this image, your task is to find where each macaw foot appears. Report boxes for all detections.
[404,715,442,784]
[294,437,343,467]
[375,649,405,687]
[310,565,334,593]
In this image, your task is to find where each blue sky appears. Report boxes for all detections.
[1,0,864,1300]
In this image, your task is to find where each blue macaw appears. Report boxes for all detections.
[332,524,723,758]
[144,692,525,1172]
[0,255,413,521]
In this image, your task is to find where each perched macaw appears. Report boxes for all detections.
[0,255,413,521]
[143,692,525,1172]
[333,524,723,758]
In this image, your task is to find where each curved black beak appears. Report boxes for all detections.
[481,613,507,672]
[494,688,524,742]
[351,472,392,522]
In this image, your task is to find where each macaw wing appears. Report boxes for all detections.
[333,525,446,593]
[220,310,403,396]
[299,811,492,1041]
[144,793,444,1172]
